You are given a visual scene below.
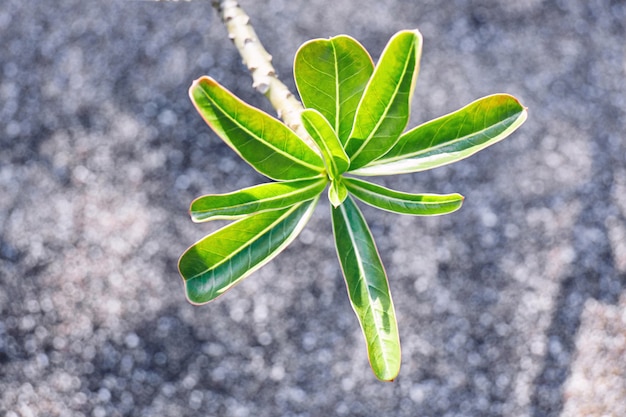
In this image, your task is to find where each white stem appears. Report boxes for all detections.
[212,0,316,150]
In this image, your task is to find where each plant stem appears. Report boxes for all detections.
[211,0,315,149]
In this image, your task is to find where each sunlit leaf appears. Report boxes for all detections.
[190,178,327,222]
[345,30,422,170]
[190,76,324,181]
[301,108,350,179]
[179,198,318,304]
[294,35,374,144]
[331,196,401,381]
[328,178,348,208]
[352,94,527,176]
[343,177,463,215]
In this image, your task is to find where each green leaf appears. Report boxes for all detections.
[189,76,324,181]
[343,177,464,215]
[351,94,528,176]
[190,177,327,222]
[328,178,348,208]
[345,30,422,170]
[179,198,318,304]
[331,196,400,381]
[294,35,374,144]
[301,109,350,179]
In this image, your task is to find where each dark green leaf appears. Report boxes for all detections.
[352,94,527,176]
[345,30,422,170]
[190,178,327,222]
[179,198,318,304]
[344,177,464,215]
[331,196,400,381]
[190,76,324,181]
[294,35,374,144]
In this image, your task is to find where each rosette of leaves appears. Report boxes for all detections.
[179,30,527,381]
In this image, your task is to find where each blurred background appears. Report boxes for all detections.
[1,0,625,416]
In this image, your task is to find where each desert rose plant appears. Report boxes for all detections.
[178,29,527,381]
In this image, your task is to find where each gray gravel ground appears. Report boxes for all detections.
[1,0,626,416]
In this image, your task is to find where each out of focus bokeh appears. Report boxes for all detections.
[1,0,625,416]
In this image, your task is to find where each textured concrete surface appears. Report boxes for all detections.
[1,0,625,416]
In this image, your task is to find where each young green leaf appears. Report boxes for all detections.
[301,108,350,179]
[190,76,324,181]
[294,35,374,144]
[328,178,348,208]
[343,177,464,215]
[179,198,318,304]
[190,177,327,222]
[351,94,528,176]
[345,30,422,170]
[331,196,401,381]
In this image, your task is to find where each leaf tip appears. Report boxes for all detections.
[184,281,211,306]
[395,28,423,42]
[190,75,214,88]
[189,76,217,102]
[372,365,401,382]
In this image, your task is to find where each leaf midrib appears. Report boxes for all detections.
[369,111,523,167]
[346,179,459,207]
[349,40,416,162]
[332,40,341,136]
[187,204,299,281]
[305,114,341,178]
[193,179,324,216]
[199,85,323,173]
[339,202,393,366]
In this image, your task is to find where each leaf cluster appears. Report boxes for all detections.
[179,30,527,380]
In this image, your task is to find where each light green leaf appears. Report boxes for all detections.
[294,35,374,144]
[301,109,350,179]
[179,198,318,304]
[189,76,324,181]
[345,30,422,170]
[328,178,348,208]
[351,94,528,176]
[331,196,400,381]
[343,177,464,215]
[190,177,327,222]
